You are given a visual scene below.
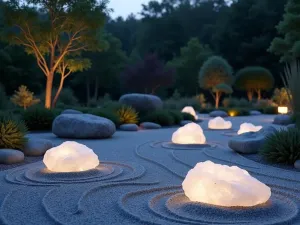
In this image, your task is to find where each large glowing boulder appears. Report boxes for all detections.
[182,161,271,207]
[208,117,232,129]
[43,141,99,172]
[238,123,263,135]
[181,106,198,120]
[172,122,206,144]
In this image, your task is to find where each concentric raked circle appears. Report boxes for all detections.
[161,142,216,150]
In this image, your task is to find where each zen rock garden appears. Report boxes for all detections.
[1,0,300,224]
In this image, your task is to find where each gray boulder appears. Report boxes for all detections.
[287,124,296,129]
[180,120,193,126]
[119,124,139,131]
[228,126,276,154]
[249,110,262,116]
[273,115,293,125]
[52,114,116,139]
[23,138,53,156]
[0,149,24,164]
[294,160,300,170]
[119,93,163,112]
[61,109,83,115]
[209,110,228,118]
[140,122,161,129]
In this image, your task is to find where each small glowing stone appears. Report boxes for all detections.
[278,106,288,114]
[182,161,271,207]
[181,106,198,120]
[172,122,206,144]
[43,141,99,172]
[237,123,262,135]
[208,117,232,129]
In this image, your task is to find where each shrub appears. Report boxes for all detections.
[168,110,183,124]
[0,113,27,150]
[117,106,139,124]
[263,106,278,114]
[227,108,250,116]
[195,93,207,108]
[101,101,125,111]
[11,85,40,109]
[55,88,78,106]
[181,112,196,121]
[254,99,275,108]
[260,128,300,164]
[223,97,251,108]
[22,107,57,131]
[164,97,201,111]
[141,110,175,126]
[0,83,8,110]
[90,109,120,127]
[272,88,290,106]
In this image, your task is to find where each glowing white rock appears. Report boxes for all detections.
[238,123,263,135]
[182,161,271,207]
[181,106,198,120]
[43,141,99,172]
[172,122,206,144]
[208,116,232,129]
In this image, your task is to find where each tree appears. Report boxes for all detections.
[121,53,175,94]
[269,0,300,62]
[11,85,40,109]
[235,66,274,101]
[199,56,233,108]
[168,38,213,96]
[2,0,109,108]
[212,83,233,108]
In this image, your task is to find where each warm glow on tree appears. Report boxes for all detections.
[11,85,40,109]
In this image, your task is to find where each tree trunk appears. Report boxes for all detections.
[257,89,261,100]
[215,91,220,109]
[94,76,98,100]
[52,75,65,108]
[45,73,54,109]
[86,77,90,105]
[247,91,253,102]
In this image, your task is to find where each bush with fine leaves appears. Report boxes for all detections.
[168,110,184,124]
[260,128,300,164]
[22,107,58,131]
[90,109,120,127]
[181,112,196,121]
[141,110,175,126]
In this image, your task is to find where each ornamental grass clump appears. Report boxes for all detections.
[0,113,28,150]
[117,106,139,124]
[260,128,300,164]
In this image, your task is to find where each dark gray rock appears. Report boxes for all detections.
[119,93,163,112]
[0,149,24,164]
[209,110,228,118]
[119,124,139,131]
[140,122,161,129]
[294,160,300,170]
[249,110,262,116]
[228,126,276,154]
[180,120,193,126]
[52,114,116,139]
[23,138,53,156]
[273,115,293,125]
[61,109,83,115]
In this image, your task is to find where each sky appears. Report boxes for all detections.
[108,0,151,18]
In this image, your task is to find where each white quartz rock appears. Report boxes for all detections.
[238,123,262,135]
[181,106,198,120]
[172,122,206,144]
[208,116,232,129]
[182,161,271,207]
[43,141,99,172]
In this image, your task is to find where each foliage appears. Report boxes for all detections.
[223,98,251,108]
[168,38,213,96]
[171,89,181,100]
[181,112,196,121]
[22,107,57,131]
[263,106,278,114]
[227,108,250,117]
[0,83,8,110]
[54,88,78,107]
[90,109,120,127]
[195,94,207,108]
[199,56,233,108]
[141,110,175,126]
[235,67,274,100]
[269,0,300,62]
[163,97,201,111]
[2,0,109,108]
[168,110,183,125]
[272,88,291,106]
[260,128,300,164]
[253,99,276,108]
[282,61,300,128]
[121,53,175,94]
[116,106,139,124]
[0,112,27,150]
[11,85,40,109]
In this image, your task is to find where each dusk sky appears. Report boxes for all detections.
[109,0,152,18]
